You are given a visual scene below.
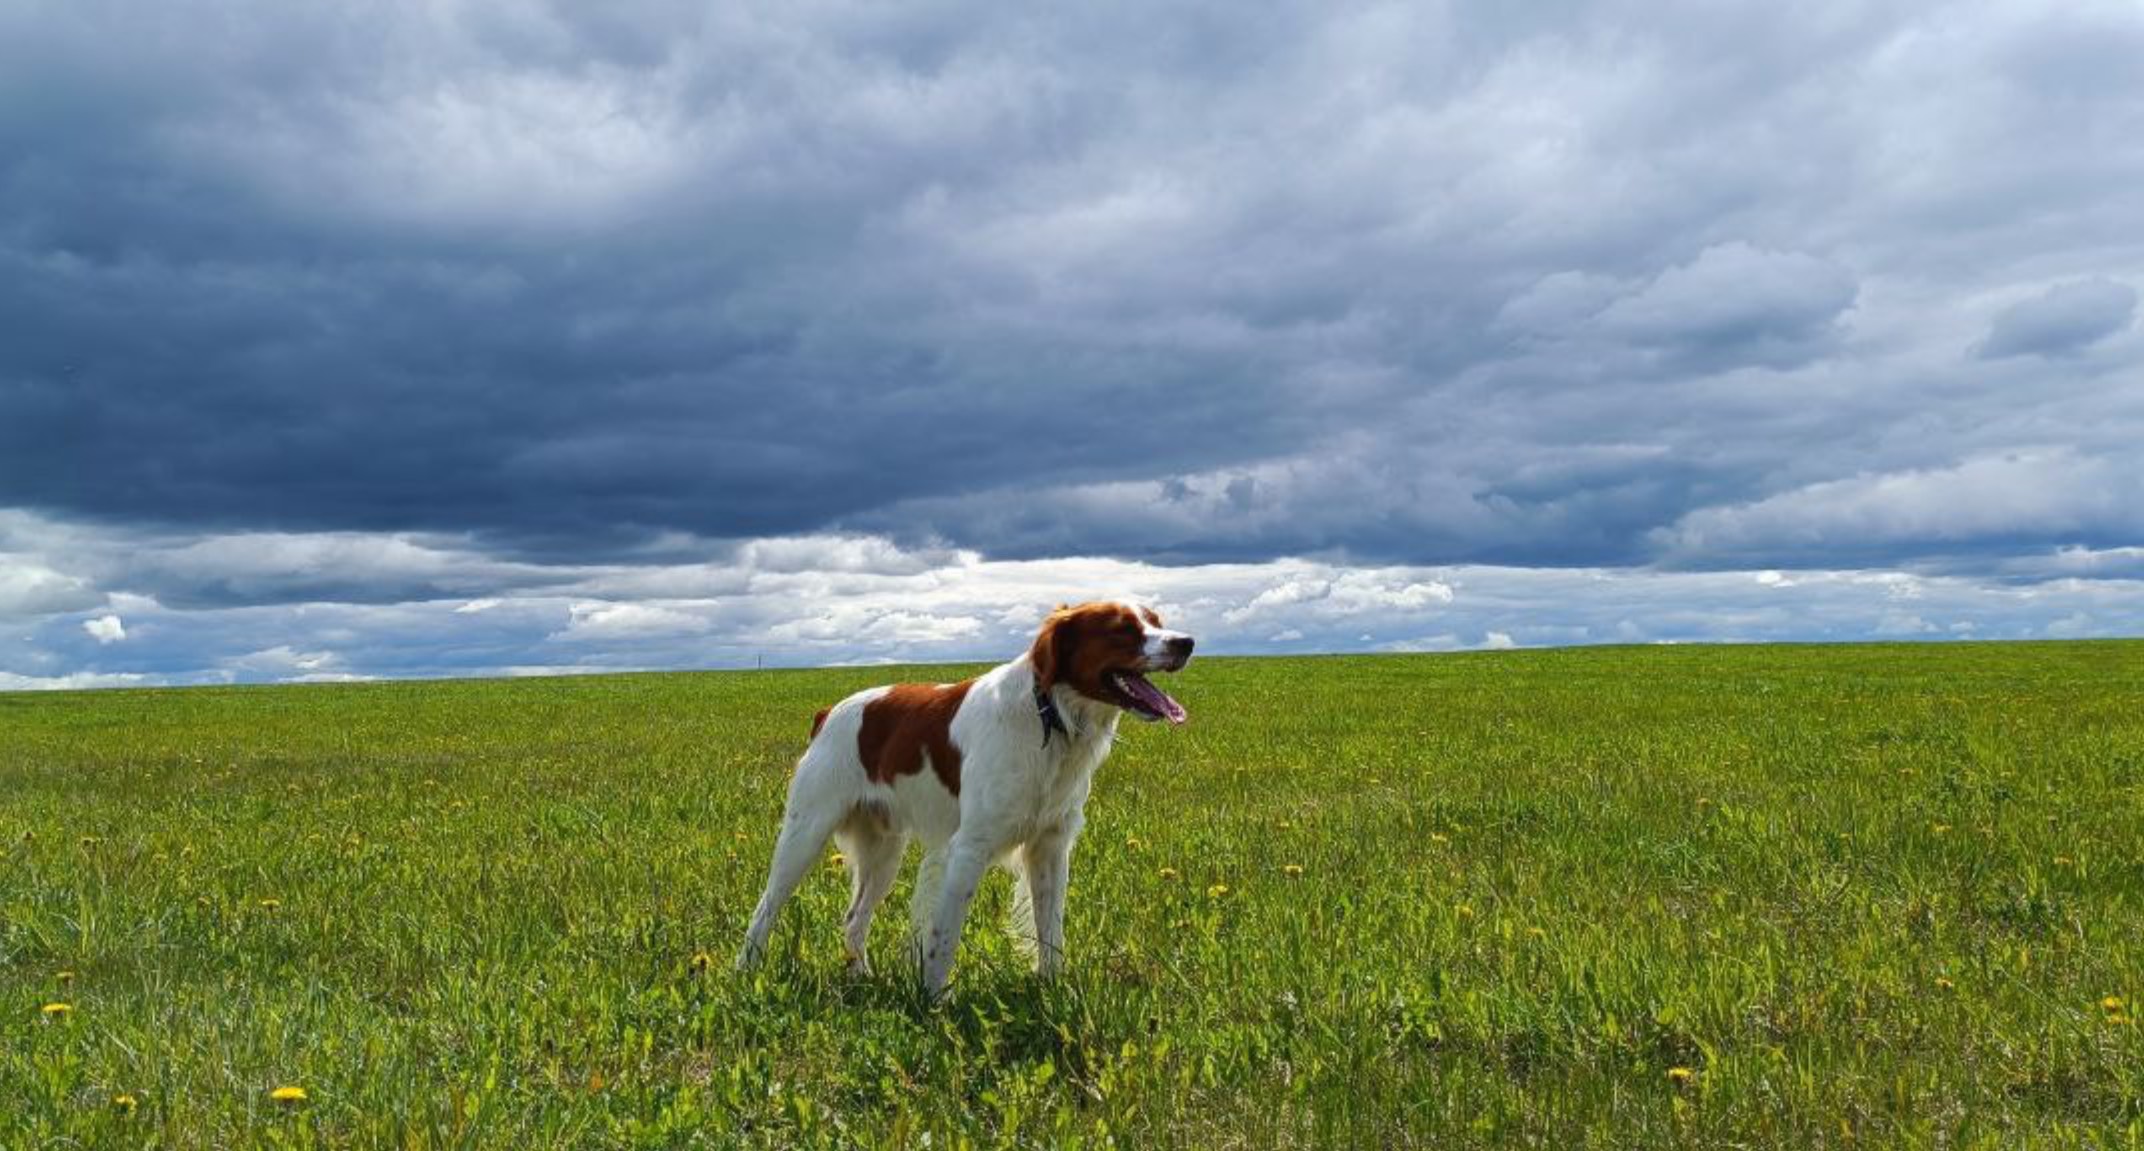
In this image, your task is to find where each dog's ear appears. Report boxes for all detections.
[1030,607,1071,694]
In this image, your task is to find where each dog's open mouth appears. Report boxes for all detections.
[1107,669,1187,725]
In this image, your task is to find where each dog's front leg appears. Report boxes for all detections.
[1022,825,1077,977]
[920,835,991,998]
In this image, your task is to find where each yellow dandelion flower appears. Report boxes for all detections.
[112,1094,138,1116]
[41,1002,73,1018]
[1935,977,1955,991]
[79,836,100,848]
[1276,820,1292,830]
[1158,867,1180,881]
[270,1085,308,1104]
[690,951,714,974]
[1124,836,1142,850]
[2103,996,2125,1012]
[2053,855,2075,866]
[1695,797,1712,808]
[827,852,846,868]
[57,970,75,986]
[1207,883,1230,899]
[1455,904,1475,919]
[1666,1066,1695,1083]
[257,898,282,910]
[1931,823,1951,835]
[1282,864,1304,878]
[1429,832,1450,846]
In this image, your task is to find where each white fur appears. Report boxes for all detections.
[736,650,1135,995]
[1143,627,1190,663]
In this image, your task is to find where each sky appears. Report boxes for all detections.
[4,0,2143,688]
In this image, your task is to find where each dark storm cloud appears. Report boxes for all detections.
[3,0,2142,578]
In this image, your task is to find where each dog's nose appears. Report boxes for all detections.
[1167,636,1195,660]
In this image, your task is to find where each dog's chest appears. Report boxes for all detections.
[1022,727,1112,828]
[962,726,1110,844]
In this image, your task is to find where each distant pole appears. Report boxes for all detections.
[757,653,764,670]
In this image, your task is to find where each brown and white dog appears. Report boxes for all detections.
[738,601,1194,995]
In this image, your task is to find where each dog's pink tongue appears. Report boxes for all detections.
[1123,672,1188,724]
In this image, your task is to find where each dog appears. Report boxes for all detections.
[737,600,1194,995]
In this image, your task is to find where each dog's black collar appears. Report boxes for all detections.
[1034,681,1070,747]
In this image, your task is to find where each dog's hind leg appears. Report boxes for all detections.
[1019,826,1076,977]
[835,806,906,975]
[737,800,844,971]
[906,843,948,972]
[1005,844,1038,963]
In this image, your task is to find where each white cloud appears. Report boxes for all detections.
[738,535,968,576]
[764,607,986,648]
[1874,611,1937,636]
[554,601,715,641]
[0,670,149,692]
[1227,578,1331,621]
[502,664,644,678]
[216,645,352,682]
[82,614,126,643]
[4,508,2142,690]
[0,515,105,617]
[1225,571,1455,624]
[2044,612,2095,638]
[1656,450,2142,563]
[6,514,2143,688]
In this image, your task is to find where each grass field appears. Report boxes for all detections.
[3,642,2140,1148]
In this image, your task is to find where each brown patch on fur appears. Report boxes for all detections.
[811,707,831,739]
[1030,602,1153,709]
[856,681,974,795]
[1138,604,1162,627]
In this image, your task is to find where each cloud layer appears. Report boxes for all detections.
[3,0,2141,683]
[5,512,2142,689]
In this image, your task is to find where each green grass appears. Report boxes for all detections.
[3,642,2141,1148]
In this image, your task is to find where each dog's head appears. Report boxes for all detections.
[1029,601,1194,724]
